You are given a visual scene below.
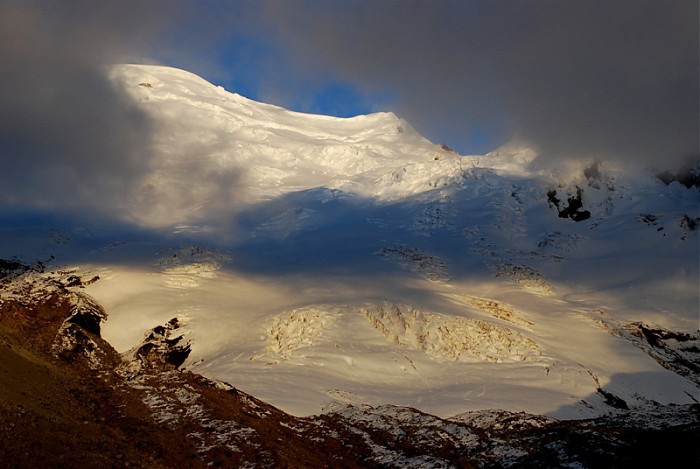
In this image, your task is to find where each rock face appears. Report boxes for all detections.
[1,258,699,467]
[126,317,192,374]
[547,187,591,221]
[656,157,700,188]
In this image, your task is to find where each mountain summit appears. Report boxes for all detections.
[111,64,464,228]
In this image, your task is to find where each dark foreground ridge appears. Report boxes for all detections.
[1,260,698,468]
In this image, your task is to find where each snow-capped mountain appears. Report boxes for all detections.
[1,65,698,465]
[109,64,463,229]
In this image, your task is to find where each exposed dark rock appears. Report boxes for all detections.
[65,275,82,287]
[680,215,697,231]
[84,275,100,285]
[2,258,699,467]
[584,160,602,189]
[66,308,102,335]
[131,316,192,371]
[656,156,700,188]
[52,323,101,366]
[548,187,591,222]
[638,213,660,226]
[625,322,700,386]
[64,293,107,336]
[597,388,629,410]
[0,258,29,279]
[680,215,699,240]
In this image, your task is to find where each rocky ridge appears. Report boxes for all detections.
[1,260,698,468]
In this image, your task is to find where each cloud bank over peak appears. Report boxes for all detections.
[0,0,696,225]
[257,0,698,166]
[0,0,192,217]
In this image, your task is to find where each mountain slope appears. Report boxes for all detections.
[110,64,460,228]
[2,263,698,467]
[0,64,698,424]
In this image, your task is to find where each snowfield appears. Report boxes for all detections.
[1,64,698,422]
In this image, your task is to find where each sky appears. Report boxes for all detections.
[186,0,699,166]
[0,0,697,216]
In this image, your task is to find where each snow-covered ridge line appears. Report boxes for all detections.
[117,64,402,127]
[112,63,434,150]
[108,63,470,227]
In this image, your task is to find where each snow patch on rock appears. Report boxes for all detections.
[119,316,192,378]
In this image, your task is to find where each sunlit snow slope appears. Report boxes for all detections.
[109,64,462,228]
[2,64,698,419]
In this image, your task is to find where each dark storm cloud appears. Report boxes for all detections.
[257,0,698,166]
[0,0,186,214]
[2,0,695,226]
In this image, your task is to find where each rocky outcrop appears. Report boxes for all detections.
[123,317,192,376]
[1,258,699,467]
[547,186,591,221]
[656,157,700,188]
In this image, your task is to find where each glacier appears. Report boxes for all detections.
[1,64,697,421]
